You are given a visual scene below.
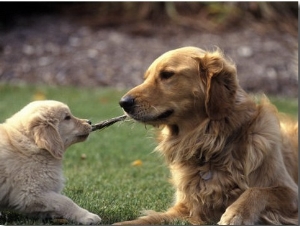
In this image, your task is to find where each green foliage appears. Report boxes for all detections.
[0,84,297,224]
[268,96,298,120]
[61,2,297,33]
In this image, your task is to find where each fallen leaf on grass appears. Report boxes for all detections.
[81,153,87,160]
[32,91,46,100]
[131,159,143,166]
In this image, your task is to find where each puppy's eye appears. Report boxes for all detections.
[160,71,174,80]
[64,115,71,120]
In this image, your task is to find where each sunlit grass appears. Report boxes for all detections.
[0,83,297,224]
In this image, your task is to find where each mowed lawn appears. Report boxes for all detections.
[0,84,298,225]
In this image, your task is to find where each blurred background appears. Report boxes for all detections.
[0,2,298,97]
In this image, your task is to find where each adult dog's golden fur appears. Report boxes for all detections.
[118,47,298,225]
[0,100,101,224]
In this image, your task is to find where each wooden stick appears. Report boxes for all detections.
[91,115,127,131]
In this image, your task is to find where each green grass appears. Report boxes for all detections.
[0,84,298,225]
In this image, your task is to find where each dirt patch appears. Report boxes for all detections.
[0,13,297,97]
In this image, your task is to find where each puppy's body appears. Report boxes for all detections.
[118,47,298,225]
[0,100,101,224]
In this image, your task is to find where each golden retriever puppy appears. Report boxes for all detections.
[118,47,298,225]
[0,100,101,224]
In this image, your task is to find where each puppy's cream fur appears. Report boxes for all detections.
[0,100,101,224]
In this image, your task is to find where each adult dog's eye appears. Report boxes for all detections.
[160,71,174,80]
[64,115,71,120]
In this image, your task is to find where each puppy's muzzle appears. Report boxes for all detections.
[119,95,135,114]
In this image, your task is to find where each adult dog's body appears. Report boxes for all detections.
[0,100,101,224]
[118,47,298,225]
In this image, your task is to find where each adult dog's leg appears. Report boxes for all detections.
[218,186,298,225]
[114,203,191,225]
[27,192,101,224]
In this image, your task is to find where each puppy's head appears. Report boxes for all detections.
[119,46,238,128]
[7,100,92,159]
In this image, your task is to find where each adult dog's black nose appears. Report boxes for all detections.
[119,95,135,113]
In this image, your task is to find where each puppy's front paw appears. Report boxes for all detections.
[78,212,102,225]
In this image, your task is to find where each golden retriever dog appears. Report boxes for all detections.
[0,100,101,224]
[118,47,298,225]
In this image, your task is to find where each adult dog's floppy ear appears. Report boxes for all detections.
[31,118,64,159]
[195,50,238,120]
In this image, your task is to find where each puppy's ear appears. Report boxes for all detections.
[195,50,238,120]
[32,119,64,159]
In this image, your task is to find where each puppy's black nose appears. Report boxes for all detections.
[119,95,135,112]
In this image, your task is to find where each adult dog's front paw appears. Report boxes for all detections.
[218,209,243,225]
[218,206,256,225]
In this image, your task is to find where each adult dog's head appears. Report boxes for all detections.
[120,46,238,133]
[5,100,92,159]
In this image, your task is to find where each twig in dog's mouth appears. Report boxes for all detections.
[91,115,127,132]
